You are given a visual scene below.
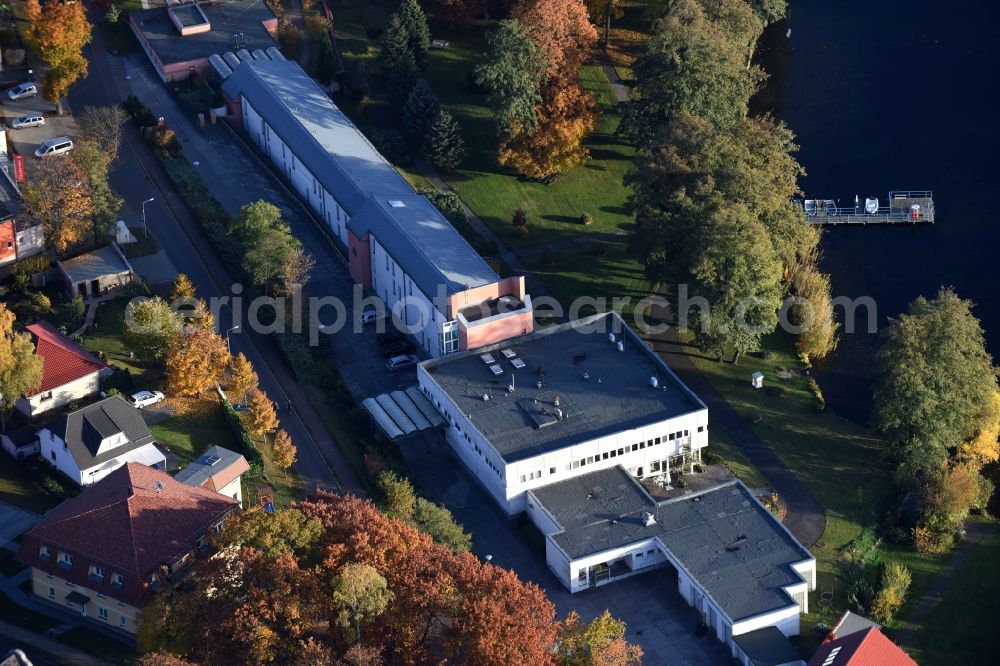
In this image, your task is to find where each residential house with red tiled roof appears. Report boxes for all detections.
[14,321,106,419]
[16,463,240,634]
[808,627,917,666]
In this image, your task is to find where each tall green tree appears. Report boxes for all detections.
[555,610,643,665]
[388,51,421,109]
[244,226,300,294]
[315,34,338,86]
[377,470,416,522]
[232,200,283,238]
[399,0,432,71]
[413,498,472,553]
[874,288,999,486]
[123,297,182,361]
[0,304,44,432]
[73,139,122,241]
[378,11,411,70]
[624,0,763,145]
[403,78,440,138]
[423,109,467,171]
[475,20,547,136]
[331,563,394,645]
[215,507,323,559]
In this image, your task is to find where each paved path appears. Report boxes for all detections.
[603,61,631,103]
[76,6,365,497]
[894,520,995,646]
[69,295,115,338]
[127,249,177,287]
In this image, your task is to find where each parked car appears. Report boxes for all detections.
[7,83,38,101]
[379,338,414,358]
[360,303,382,325]
[34,135,73,158]
[11,114,45,130]
[386,354,420,372]
[130,390,165,409]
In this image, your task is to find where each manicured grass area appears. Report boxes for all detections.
[0,454,64,514]
[58,626,136,665]
[904,519,999,664]
[0,589,60,632]
[79,298,162,386]
[150,397,241,466]
[121,227,161,259]
[705,427,769,489]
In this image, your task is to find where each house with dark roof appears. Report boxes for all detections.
[733,626,805,666]
[1,424,39,461]
[39,396,166,486]
[417,312,709,514]
[175,445,250,504]
[221,58,533,359]
[56,243,134,298]
[525,466,816,656]
[824,610,881,642]
[14,320,107,419]
[807,627,916,666]
[16,463,239,634]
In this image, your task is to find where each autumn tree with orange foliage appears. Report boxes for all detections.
[271,429,297,475]
[23,0,91,114]
[165,326,231,397]
[246,386,279,440]
[494,0,600,178]
[21,157,93,254]
[137,494,644,665]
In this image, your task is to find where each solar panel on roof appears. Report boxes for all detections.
[480,353,495,364]
[204,455,222,466]
[489,364,503,376]
[501,349,517,359]
[511,358,526,369]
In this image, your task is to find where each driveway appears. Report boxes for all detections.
[400,432,731,665]
[2,80,78,177]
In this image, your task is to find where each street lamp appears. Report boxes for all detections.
[226,325,239,354]
[141,197,155,237]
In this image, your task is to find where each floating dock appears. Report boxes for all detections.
[797,190,934,225]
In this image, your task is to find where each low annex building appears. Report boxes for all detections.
[418,312,709,514]
[221,58,532,359]
[16,463,239,634]
[39,396,166,486]
[15,320,106,419]
[175,445,251,504]
[527,466,816,655]
[57,244,135,299]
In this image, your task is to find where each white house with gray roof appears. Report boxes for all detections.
[221,59,533,358]
[39,396,166,486]
[526,466,815,656]
[418,312,710,514]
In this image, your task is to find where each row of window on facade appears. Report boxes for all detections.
[49,584,129,627]
[38,545,169,590]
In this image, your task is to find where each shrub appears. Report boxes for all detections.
[303,13,332,41]
[12,255,49,291]
[913,522,954,555]
[123,94,156,127]
[147,125,180,157]
[808,377,826,412]
[277,21,302,61]
[701,448,724,465]
[974,475,995,513]
[846,576,877,615]
[870,562,911,624]
[580,212,593,226]
[223,401,265,480]
[512,207,527,229]
[418,188,466,226]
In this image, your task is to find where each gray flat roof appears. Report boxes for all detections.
[132,1,276,67]
[531,469,813,622]
[60,245,132,283]
[174,445,245,488]
[221,59,500,297]
[732,626,803,666]
[421,312,705,462]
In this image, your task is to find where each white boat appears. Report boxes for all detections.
[824,199,837,216]
[804,200,818,217]
[865,197,879,214]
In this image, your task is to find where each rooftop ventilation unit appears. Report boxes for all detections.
[650,376,659,389]
[643,512,656,527]
[608,333,616,344]
[205,454,222,466]
[617,341,624,352]
[154,480,164,494]
[388,200,406,208]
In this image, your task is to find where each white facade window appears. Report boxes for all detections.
[99,607,109,620]
[57,552,73,569]
[120,615,127,627]
[39,545,51,562]
[48,587,55,598]
[439,321,459,355]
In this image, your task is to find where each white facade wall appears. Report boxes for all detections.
[2,434,39,459]
[732,605,802,643]
[370,237,448,358]
[16,224,45,260]
[15,373,101,419]
[39,429,165,487]
[216,476,244,504]
[241,99,349,246]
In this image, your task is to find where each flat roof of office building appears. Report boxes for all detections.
[420,312,706,462]
[530,467,814,622]
[131,0,277,67]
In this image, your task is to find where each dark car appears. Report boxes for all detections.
[386,354,420,372]
[379,338,414,358]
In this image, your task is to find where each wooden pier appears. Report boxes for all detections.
[800,191,934,225]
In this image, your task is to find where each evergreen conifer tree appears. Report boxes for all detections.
[422,109,466,171]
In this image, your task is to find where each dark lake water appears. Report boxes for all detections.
[771,0,1000,424]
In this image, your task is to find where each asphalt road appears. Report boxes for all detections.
[66,26,346,496]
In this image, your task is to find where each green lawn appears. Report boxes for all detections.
[150,399,241,466]
[0,454,64,514]
[79,298,161,386]
[904,519,999,664]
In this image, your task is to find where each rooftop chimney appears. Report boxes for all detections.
[643,511,656,527]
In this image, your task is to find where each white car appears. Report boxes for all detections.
[7,83,38,101]
[130,390,165,409]
[11,114,45,130]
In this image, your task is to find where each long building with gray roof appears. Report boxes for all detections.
[221,58,532,358]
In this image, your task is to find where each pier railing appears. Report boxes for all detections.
[801,190,935,225]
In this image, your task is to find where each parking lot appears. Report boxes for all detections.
[2,79,79,177]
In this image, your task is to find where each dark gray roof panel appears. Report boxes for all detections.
[174,445,246,488]
[532,471,813,622]
[222,59,499,296]
[732,626,803,666]
[421,313,706,462]
[60,245,131,283]
[51,397,157,469]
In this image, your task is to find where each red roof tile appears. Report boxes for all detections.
[17,463,238,607]
[26,321,106,396]
[808,627,917,666]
